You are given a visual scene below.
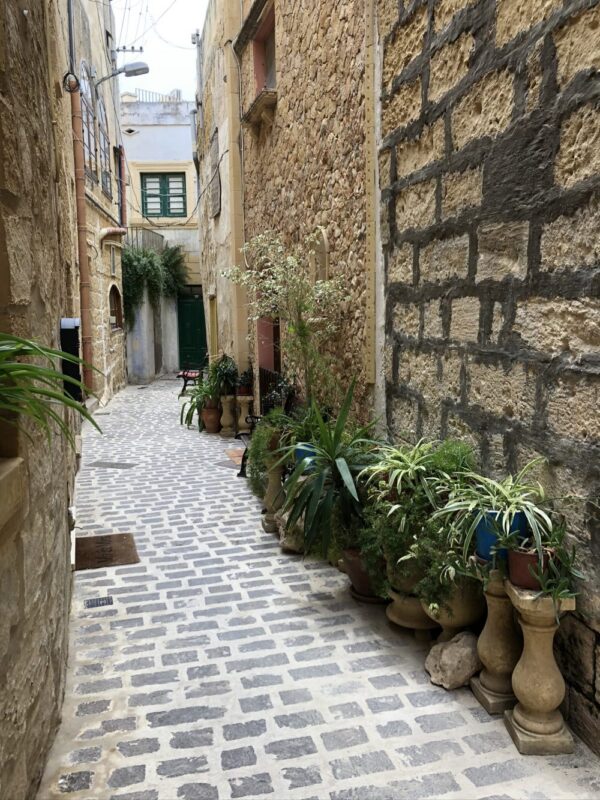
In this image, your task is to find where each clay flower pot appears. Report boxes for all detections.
[507,549,550,590]
[385,562,437,638]
[201,406,221,433]
[421,580,485,642]
[342,549,385,602]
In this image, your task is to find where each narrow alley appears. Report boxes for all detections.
[37,380,600,800]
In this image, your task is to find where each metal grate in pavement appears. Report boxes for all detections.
[87,461,137,469]
[83,596,113,608]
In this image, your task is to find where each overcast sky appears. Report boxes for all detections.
[111,0,208,100]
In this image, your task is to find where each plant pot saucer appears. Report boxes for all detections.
[349,585,389,605]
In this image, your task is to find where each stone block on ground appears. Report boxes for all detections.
[425,631,482,690]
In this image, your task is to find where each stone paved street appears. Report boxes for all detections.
[38,380,600,800]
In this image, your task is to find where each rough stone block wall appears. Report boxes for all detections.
[238,1,369,404]
[378,0,600,752]
[0,1,78,797]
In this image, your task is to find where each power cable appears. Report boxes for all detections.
[127,0,180,46]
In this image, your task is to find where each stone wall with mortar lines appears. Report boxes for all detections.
[0,1,80,797]
[378,0,600,752]
[237,1,371,410]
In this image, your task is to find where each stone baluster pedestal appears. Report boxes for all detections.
[504,581,575,754]
[237,395,253,434]
[219,395,235,437]
[262,454,283,533]
[471,570,522,714]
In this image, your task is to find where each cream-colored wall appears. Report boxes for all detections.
[196,0,248,368]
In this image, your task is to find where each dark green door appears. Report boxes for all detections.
[178,290,208,369]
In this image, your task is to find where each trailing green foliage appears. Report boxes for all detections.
[122,245,189,328]
[0,332,101,447]
[214,355,238,395]
[161,245,189,298]
[247,408,291,497]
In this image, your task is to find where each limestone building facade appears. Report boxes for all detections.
[378,0,600,751]
[0,1,126,796]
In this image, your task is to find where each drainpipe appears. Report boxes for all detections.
[69,78,94,392]
[119,145,127,227]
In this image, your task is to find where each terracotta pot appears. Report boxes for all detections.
[201,406,221,433]
[237,386,251,396]
[387,561,423,594]
[508,549,549,590]
[387,589,439,638]
[342,549,379,598]
[421,580,485,641]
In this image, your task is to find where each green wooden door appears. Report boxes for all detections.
[178,291,208,369]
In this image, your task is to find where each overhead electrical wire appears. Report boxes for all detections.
[127,0,180,46]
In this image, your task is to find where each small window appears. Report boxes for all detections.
[80,63,97,179]
[141,172,187,218]
[98,96,112,198]
[109,285,123,329]
[110,246,117,276]
[209,131,221,218]
[252,5,276,95]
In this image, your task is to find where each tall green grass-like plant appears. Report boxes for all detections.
[280,381,379,555]
[0,332,101,447]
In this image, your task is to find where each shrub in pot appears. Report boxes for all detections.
[247,408,291,498]
[180,370,221,433]
[334,508,387,601]
[237,366,253,396]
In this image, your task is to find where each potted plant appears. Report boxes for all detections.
[434,460,551,564]
[361,439,474,634]
[237,367,254,396]
[280,381,378,556]
[180,370,221,434]
[334,507,387,602]
[0,332,100,448]
[214,355,238,436]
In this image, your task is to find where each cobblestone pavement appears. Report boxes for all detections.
[38,379,600,800]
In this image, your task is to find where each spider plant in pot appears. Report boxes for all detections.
[279,381,379,557]
[0,332,101,448]
[433,459,550,564]
[361,439,475,594]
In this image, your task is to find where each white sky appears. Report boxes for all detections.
[111,0,209,101]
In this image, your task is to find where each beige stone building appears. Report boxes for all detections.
[197,0,600,754]
[378,0,600,751]
[0,0,126,796]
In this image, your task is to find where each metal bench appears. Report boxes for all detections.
[177,369,201,397]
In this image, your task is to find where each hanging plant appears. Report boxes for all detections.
[122,245,189,328]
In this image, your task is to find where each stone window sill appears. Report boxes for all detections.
[0,458,27,537]
[242,89,277,137]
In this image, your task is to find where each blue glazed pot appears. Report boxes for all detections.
[475,510,527,561]
[295,444,317,470]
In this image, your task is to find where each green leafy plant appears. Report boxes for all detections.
[0,332,101,447]
[280,381,378,555]
[122,245,189,328]
[161,245,190,297]
[238,367,253,393]
[224,231,344,406]
[214,355,238,396]
[180,370,220,429]
[247,408,293,497]
[434,459,553,563]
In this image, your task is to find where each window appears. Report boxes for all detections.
[109,285,123,329]
[110,245,117,276]
[80,63,97,178]
[209,131,221,218]
[98,96,112,197]
[141,173,187,217]
[252,5,276,94]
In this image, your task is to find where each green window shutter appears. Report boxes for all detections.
[141,173,186,218]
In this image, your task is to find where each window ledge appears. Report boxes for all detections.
[0,457,27,533]
[242,89,277,136]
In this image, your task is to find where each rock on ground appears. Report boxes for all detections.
[425,631,482,690]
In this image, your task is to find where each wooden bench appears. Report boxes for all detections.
[177,369,201,397]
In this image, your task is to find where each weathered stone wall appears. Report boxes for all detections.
[0,1,79,797]
[378,0,600,751]
[237,0,370,406]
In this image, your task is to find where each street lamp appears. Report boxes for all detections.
[95,62,149,88]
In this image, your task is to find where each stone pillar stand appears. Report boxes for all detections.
[504,581,575,755]
[262,454,283,533]
[219,395,235,437]
[471,570,522,714]
[237,396,253,434]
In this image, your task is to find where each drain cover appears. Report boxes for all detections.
[75,533,139,571]
[88,461,136,469]
[84,596,114,608]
